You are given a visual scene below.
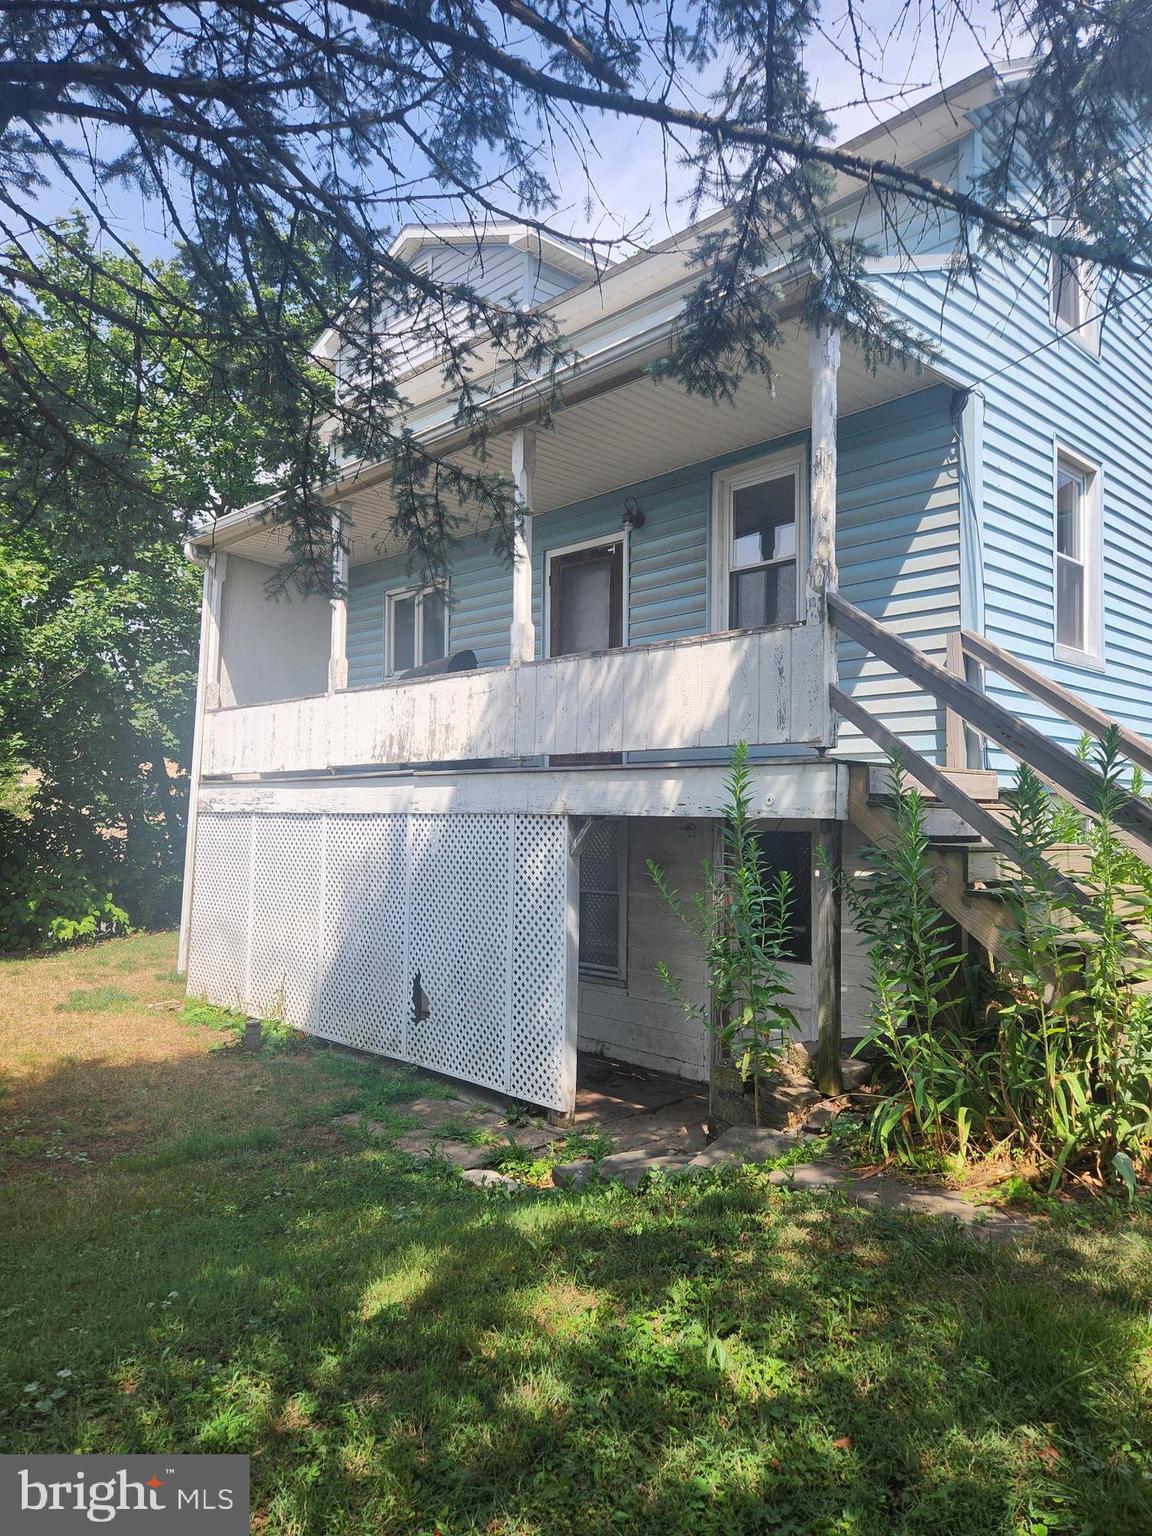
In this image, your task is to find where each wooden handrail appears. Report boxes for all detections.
[827,591,1152,861]
[959,629,1152,777]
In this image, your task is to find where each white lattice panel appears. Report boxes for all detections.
[186,804,574,1109]
[247,814,323,1025]
[509,818,571,1107]
[318,815,408,1054]
[407,814,513,1093]
[186,813,251,1010]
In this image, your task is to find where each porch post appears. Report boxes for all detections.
[807,323,841,746]
[510,427,536,666]
[812,819,844,1097]
[177,548,227,975]
[329,510,349,693]
[808,325,843,1095]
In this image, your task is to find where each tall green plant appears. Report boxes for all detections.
[849,737,1152,1193]
[996,734,1152,1191]
[648,743,798,1125]
[841,761,986,1159]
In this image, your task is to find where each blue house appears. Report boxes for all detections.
[178,63,1152,1119]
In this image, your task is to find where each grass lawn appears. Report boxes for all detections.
[1,933,1151,1535]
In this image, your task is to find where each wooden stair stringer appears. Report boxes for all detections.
[846,764,1019,966]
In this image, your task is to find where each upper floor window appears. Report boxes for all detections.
[387,587,447,675]
[713,451,805,630]
[1049,225,1099,352]
[1054,448,1102,666]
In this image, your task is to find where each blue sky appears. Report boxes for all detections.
[26,0,1021,264]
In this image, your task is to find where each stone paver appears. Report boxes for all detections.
[551,1159,594,1189]
[460,1168,522,1191]
[768,1161,1033,1242]
[504,1123,567,1153]
[687,1126,798,1169]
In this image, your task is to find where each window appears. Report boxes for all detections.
[713,454,804,631]
[578,820,626,979]
[386,588,447,675]
[1049,227,1099,351]
[751,829,812,964]
[1054,450,1102,664]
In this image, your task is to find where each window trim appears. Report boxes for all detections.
[385,584,448,676]
[710,446,809,632]
[1048,220,1100,355]
[577,817,628,983]
[542,530,630,659]
[1052,442,1104,670]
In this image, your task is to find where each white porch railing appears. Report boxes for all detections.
[201,621,830,778]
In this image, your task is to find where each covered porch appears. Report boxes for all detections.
[188,315,953,775]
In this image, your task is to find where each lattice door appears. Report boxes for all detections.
[318,814,408,1055]
[407,814,514,1092]
[185,806,574,1109]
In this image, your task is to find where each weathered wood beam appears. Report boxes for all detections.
[510,427,536,666]
[831,685,1096,917]
[807,325,840,749]
[829,592,1152,860]
[944,630,966,770]
[329,511,349,694]
[845,766,1018,966]
[960,628,1152,777]
[812,818,843,1096]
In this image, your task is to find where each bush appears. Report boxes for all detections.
[0,812,130,951]
[848,730,1152,1194]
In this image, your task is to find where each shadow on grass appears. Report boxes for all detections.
[0,1050,1149,1536]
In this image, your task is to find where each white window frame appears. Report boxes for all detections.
[1052,443,1104,670]
[578,818,628,983]
[1049,220,1100,354]
[385,585,448,676]
[542,529,630,659]
[710,446,809,632]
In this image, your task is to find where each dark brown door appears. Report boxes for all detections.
[548,541,624,765]
[549,542,624,657]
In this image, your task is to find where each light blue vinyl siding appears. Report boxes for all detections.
[528,469,710,645]
[836,388,962,758]
[834,145,963,259]
[346,534,513,687]
[870,120,1152,758]
[347,389,963,754]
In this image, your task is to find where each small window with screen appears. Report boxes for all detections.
[751,828,812,964]
[578,819,626,979]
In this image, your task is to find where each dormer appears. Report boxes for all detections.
[315,221,597,392]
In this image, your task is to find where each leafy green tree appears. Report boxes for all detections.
[0,223,325,946]
[1,3,1150,585]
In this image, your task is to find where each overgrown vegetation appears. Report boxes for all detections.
[649,742,798,1125]
[2,931,1152,1534]
[0,224,332,951]
[850,729,1152,1194]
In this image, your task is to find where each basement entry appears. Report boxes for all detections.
[186,810,575,1112]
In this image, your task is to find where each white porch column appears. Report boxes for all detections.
[177,548,227,974]
[329,511,349,693]
[509,427,537,666]
[807,324,840,747]
[807,324,843,1095]
[806,324,841,614]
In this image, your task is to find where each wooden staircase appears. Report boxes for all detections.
[828,593,1152,966]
